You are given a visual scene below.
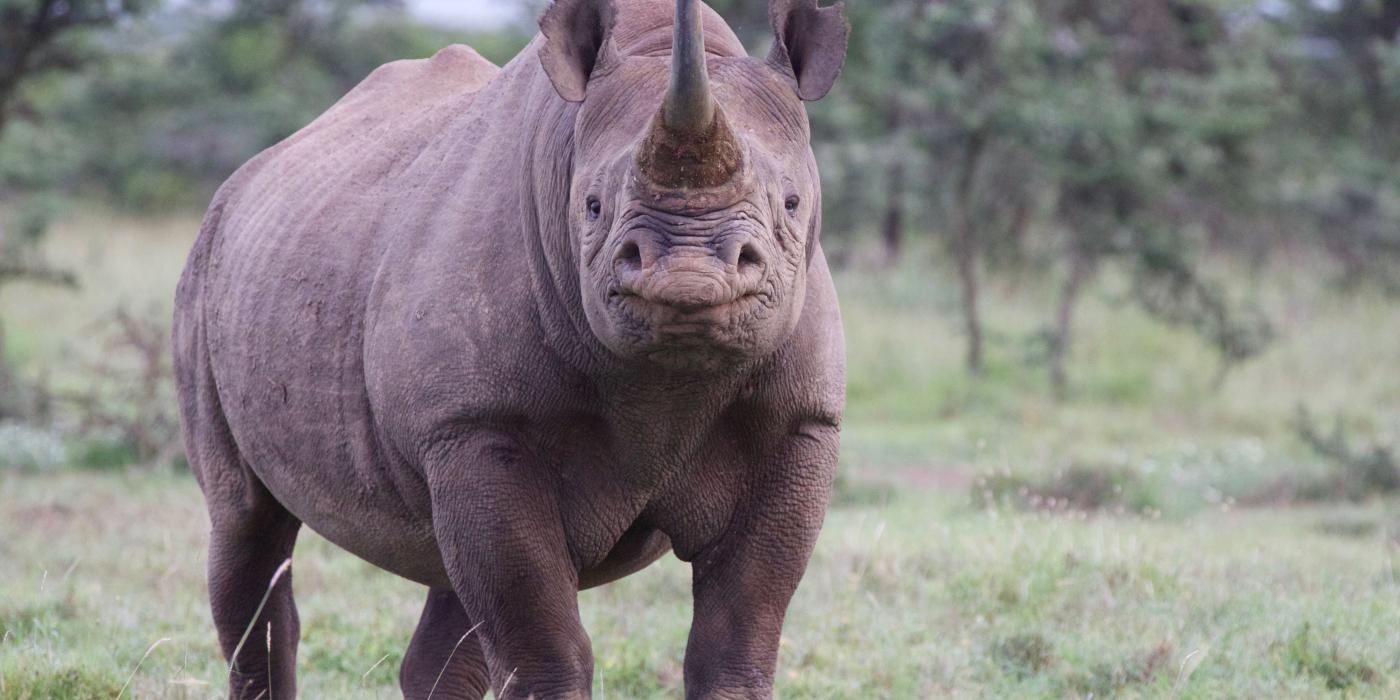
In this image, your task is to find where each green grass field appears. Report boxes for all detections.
[3,207,1400,697]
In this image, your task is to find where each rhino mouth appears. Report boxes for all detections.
[605,283,773,361]
[608,285,764,316]
[609,287,767,331]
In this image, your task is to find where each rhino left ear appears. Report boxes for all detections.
[767,0,849,102]
[540,0,618,102]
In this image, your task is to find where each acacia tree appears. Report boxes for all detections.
[0,0,151,251]
[914,0,1053,374]
[814,0,1047,372]
[1023,0,1279,396]
[1277,0,1400,293]
[0,0,151,132]
[0,0,151,417]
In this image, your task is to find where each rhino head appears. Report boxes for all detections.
[540,0,848,373]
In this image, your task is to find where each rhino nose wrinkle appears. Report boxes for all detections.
[652,251,729,311]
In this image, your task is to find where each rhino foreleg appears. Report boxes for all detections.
[682,423,840,700]
[427,432,593,700]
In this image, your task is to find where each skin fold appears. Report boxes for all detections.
[170,0,849,698]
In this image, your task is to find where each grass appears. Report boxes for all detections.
[5,474,1400,697]
[2,205,1400,697]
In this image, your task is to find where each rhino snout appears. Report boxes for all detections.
[612,230,766,312]
[645,266,731,311]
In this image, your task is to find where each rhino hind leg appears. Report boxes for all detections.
[206,484,303,699]
[177,333,303,696]
[400,588,490,699]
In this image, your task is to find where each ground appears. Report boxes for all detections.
[2,208,1399,698]
[6,474,1400,698]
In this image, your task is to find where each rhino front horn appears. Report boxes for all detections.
[636,0,744,189]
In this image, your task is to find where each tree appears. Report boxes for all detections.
[0,0,513,211]
[1274,0,1400,293]
[912,0,1052,375]
[0,0,152,235]
[0,0,149,417]
[0,1,149,132]
[816,0,1044,372]
[1022,0,1279,395]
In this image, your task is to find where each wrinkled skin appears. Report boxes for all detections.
[171,1,848,698]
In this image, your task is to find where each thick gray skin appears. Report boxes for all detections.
[171,1,848,698]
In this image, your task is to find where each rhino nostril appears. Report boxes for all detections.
[617,241,642,271]
[737,243,764,271]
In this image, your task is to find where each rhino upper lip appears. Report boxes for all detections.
[609,287,762,318]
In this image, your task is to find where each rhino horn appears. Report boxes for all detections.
[636,0,743,189]
[663,0,714,133]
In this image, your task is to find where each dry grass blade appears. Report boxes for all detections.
[499,668,518,698]
[60,557,81,584]
[266,622,274,700]
[115,636,170,699]
[361,653,392,684]
[1177,646,1209,687]
[228,559,292,675]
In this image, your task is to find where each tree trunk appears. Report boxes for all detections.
[0,320,15,420]
[881,159,904,267]
[1004,197,1033,269]
[0,261,77,287]
[1049,243,1092,399]
[953,132,988,374]
[880,105,905,267]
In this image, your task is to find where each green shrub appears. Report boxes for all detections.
[0,422,67,472]
[1277,623,1382,690]
[1291,409,1400,502]
[69,436,141,471]
[831,472,897,508]
[972,463,1161,514]
[990,632,1056,679]
[114,166,197,212]
[1065,644,1173,696]
[0,666,123,700]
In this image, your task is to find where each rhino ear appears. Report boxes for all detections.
[540,0,618,102]
[767,0,849,102]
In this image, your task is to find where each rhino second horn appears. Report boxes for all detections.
[637,0,744,189]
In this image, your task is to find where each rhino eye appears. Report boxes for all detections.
[784,195,800,216]
[586,196,602,221]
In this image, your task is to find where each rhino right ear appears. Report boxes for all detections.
[767,0,849,101]
[540,0,618,102]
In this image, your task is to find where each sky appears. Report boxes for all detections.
[407,0,524,29]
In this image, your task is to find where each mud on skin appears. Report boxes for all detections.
[171,0,849,698]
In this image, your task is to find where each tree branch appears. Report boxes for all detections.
[0,261,78,288]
